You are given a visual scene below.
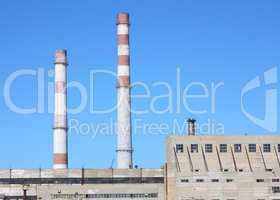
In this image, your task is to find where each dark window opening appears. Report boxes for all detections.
[234,144,242,152]
[220,144,227,153]
[263,144,271,153]
[191,144,198,153]
[176,144,184,153]
[272,186,280,193]
[248,144,256,152]
[205,144,213,153]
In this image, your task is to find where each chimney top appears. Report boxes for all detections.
[117,12,130,25]
[187,118,196,123]
[55,49,68,65]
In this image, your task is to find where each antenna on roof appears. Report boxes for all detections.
[110,159,115,169]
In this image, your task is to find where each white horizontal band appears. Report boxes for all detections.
[117,24,129,35]
[53,129,67,153]
[118,45,129,56]
[55,93,66,115]
[55,64,66,82]
[118,65,130,76]
[53,164,67,169]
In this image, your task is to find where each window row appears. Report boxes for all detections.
[180,178,280,184]
[51,193,158,199]
[180,178,233,183]
[175,143,280,153]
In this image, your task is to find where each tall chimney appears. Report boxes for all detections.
[116,12,133,169]
[187,118,196,136]
[53,49,68,169]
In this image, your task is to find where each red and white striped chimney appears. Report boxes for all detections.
[53,49,68,169]
[116,13,133,169]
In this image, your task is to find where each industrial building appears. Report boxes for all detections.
[1,12,279,200]
[167,128,280,199]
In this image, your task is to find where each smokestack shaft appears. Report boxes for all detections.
[53,49,68,169]
[116,13,133,169]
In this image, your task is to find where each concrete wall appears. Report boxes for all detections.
[166,135,280,200]
[0,168,163,179]
[0,168,165,199]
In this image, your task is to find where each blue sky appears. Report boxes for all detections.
[0,0,279,168]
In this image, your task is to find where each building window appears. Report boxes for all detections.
[181,179,189,183]
[53,193,158,198]
[226,179,234,183]
[211,179,219,182]
[220,144,227,153]
[191,144,198,153]
[273,179,280,182]
[248,144,256,152]
[234,144,242,152]
[205,144,213,153]
[263,144,271,153]
[196,179,204,182]
[256,179,265,183]
[278,144,280,153]
[176,144,184,153]
[272,186,280,193]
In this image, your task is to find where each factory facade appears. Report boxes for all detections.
[167,134,280,199]
[2,134,280,200]
[1,13,279,200]
[2,135,280,200]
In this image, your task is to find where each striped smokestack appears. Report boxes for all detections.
[116,12,133,169]
[53,49,68,169]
